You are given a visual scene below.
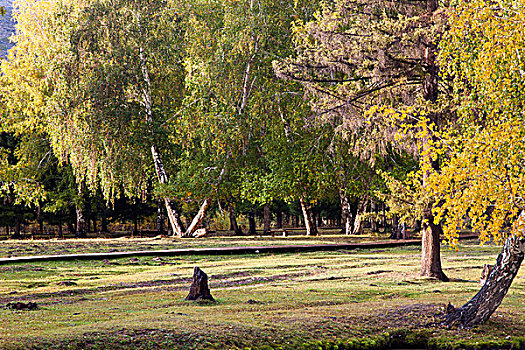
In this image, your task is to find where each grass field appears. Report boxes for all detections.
[0,237,524,349]
[0,232,381,258]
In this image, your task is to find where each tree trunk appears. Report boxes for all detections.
[352,199,366,235]
[185,267,215,302]
[58,221,63,239]
[317,212,323,228]
[443,235,524,327]
[184,216,191,232]
[420,135,448,281]
[136,22,189,238]
[427,0,438,12]
[151,145,184,237]
[300,197,318,236]
[229,204,243,235]
[156,198,165,235]
[370,199,379,233]
[101,212,108,233]
[418,3,448,280]
[421,207,449,281]
[133,218,139,237]
[76,205,87,238]
[248,209,256,235]
[37,204,43,235]
[414,219,422,233]
[391,215,399,239]
[340,191,353,235]
[67,221,75,235]
[263,203,271,235]
[276,211,283,229]
[381,202,387,233]
[184,199,211,237]
[13,219,21,239]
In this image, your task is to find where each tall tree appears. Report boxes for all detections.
[431,0,525,327]
[276,0,451,280]
[1,0,217,237]
[178,0,322,235]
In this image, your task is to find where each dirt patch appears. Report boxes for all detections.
[4,301,38,311]
[0,265,45,272]
[210,271,251,280]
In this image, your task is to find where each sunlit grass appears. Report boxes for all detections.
[0,239,523,349]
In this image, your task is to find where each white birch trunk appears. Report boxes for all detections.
[443,234,524,327]
[300,197,318,236]
[185,199,211,237]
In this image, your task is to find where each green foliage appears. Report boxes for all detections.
[2,0,185,202]
[275,0,455,227]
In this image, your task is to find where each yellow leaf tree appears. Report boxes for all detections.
[432,0,525,327]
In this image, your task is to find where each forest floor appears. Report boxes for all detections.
[0,236,524,349]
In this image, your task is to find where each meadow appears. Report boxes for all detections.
[0,237,524,349]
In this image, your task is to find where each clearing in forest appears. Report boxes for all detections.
[0,239,524,349]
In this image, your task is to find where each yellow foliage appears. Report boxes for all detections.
[432,0,525,246]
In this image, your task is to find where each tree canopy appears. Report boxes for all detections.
[431,0,525,246]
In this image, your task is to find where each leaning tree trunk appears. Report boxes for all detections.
[443,235,524,328]
[300,197,318,236]
[352,198,366,235]
[140,34,184,237]
[184,199,211,237]
[138,29,212,239]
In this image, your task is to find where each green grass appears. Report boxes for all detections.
[0,238,524,349]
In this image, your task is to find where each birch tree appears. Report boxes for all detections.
[432,0,525,327]
[178,0,323,234]
[1,0,216,237]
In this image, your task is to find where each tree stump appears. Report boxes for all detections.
[185,267,214,301]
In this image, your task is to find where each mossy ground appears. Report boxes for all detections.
[0,235,523,349]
